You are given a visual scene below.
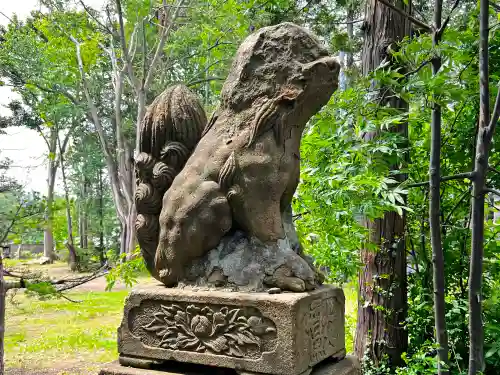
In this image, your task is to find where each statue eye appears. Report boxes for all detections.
[282,98,296,109]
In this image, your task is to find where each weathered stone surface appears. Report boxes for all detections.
[183,231,320,292]
[118,284,345,375]
[98,357,359,375]
[135,22,340,291]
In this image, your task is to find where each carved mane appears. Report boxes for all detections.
[135,84,206,276]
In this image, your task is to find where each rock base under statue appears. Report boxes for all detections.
[117,284,345,375]
[99,356,360,375]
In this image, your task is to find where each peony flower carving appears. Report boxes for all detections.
[142,304,276,357]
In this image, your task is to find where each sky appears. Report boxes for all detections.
[0,0,104,195]
[0,1,48,194]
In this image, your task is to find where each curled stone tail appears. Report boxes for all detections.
[160,141,189,170]
[135,84,207,275]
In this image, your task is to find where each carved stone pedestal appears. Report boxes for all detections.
[99,356,360,375]
[115,284,345,375]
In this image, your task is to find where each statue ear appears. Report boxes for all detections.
[301,56,340,78]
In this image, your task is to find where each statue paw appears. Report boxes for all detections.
[264,255,319,292]
[158,268,180,287]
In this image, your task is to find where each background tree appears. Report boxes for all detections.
[354,0,409,367]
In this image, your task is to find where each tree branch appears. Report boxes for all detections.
[0,11,13,24]
[187,59,225,84]
[187,76,224,87]
[444,187,472,225]
[4,69,80,107]
[490,1,500,11]
[115,0,138,90]
[143,0,188,91]
[404,58,432,78]
[334,19,364,25]
[33,123,51,150]
[488,166,500,177]
[0,203,23,244]
[487,81,500,138]
[78,0,114,35]
[3,264,109,293]
[436,0,461,40]
[376,0,432,32]
[407,172,475,188]
[142,18,147,87]
[484,188,500,197]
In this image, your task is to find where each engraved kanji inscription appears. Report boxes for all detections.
[305,297,342,364]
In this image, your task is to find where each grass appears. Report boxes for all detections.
[5,290,128,370]
[344,283,358,354]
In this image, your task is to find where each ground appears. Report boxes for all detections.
[3,260,357,375]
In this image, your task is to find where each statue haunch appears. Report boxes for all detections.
[136,23,340,292]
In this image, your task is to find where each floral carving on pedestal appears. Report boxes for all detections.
[141,304,276,357]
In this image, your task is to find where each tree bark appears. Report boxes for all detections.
[98,167,105,265]
[346,5,354,69]
[339,5,355,91]
[79,176,88,249]
[113,69,135,256]
[125,204,137,258]
[355,0,409,367]
[16,242,22,259]
[59,136,78,272]
[119,220,128,256]
[429,0,449,373]
[43,129,58,261]
[468,0,497,372]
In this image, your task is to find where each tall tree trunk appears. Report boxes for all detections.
[71,36,130,255]
[429,0,449,373]
[125,204,137,258]
[468,0,498,372]
[80,176,88,249]
[346,5,354,70]
[59,137,78,272]
[119,219,128,256]
[339,4,354,91]
[114,70,135,256]
[16,242,22,259]
[355,0,409,367]
[43,131,58,261]
[135,89,146,152]
[98,167,105,265]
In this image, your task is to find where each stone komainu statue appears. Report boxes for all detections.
[136,23,340,292]
[135,85,207,280]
